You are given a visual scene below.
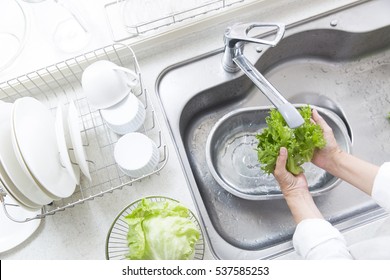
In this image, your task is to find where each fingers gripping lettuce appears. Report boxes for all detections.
[256,105,326,175]
[125,199,200,260]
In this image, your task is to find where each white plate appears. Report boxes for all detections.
[62,104,81,185]
[67,100,91,181]
[55,104,79,185]
[0,102,51,208]
[12,97,76,199]
[0,165,42,211]
[0,196,41,253]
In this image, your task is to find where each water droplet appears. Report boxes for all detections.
[330,19,338,27]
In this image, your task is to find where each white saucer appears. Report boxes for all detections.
[67,100,91,181]
[12,97,76,199]
[0,196,41,253]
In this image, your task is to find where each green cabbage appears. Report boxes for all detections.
[124,199,200,260]
[256,105,326,175]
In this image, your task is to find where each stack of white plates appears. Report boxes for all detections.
[0,97,90,211]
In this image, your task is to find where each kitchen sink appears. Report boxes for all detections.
[156,0,390,259]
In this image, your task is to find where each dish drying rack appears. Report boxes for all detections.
[0,43,168,223]
[104,0,254,42]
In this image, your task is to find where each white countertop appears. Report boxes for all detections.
[1,0,388,260]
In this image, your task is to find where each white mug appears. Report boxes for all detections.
[81,60,139,109]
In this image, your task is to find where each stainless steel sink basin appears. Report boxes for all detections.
[156,0,390,259]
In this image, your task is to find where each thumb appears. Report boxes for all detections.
[274,147,289,179]
[274,147,295,192]
[274,147,291,186]
[312,108,332,133]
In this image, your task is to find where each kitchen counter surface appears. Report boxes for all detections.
[1,0,389,260]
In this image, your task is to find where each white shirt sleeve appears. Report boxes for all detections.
[293,162,390,260]
[293,219,353,259]
[372,162,390,212]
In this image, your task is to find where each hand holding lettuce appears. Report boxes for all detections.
[256,105,326,175]
[125,199,200,260]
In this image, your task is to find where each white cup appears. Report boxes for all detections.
[100,93,146,135]
[81,60,139,109]
[114,132,160,178]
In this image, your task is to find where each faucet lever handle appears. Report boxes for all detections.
[225,22,285,47]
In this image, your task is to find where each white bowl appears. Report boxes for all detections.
[114,132,159,178]
[81,60,139,109]
[100,93,145,135]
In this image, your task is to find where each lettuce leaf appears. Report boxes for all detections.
[124,199,200,260]
[256,105,326,175]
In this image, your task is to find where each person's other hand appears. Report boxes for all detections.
[274,147,324,223]
[311,109,342,171]
[274,147,309,198]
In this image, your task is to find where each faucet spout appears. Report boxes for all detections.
[222,23,304,128]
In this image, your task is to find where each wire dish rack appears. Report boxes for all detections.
[0,43,168,222]
[104,0,255,42]
[105,196,205,260]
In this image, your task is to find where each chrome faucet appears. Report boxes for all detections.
[222,22,304,128]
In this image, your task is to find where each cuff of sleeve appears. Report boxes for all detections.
[293,219,347,259]
[372,162,390,212]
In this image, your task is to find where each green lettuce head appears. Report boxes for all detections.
[125,199,200,260]
[256,105,326,175]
